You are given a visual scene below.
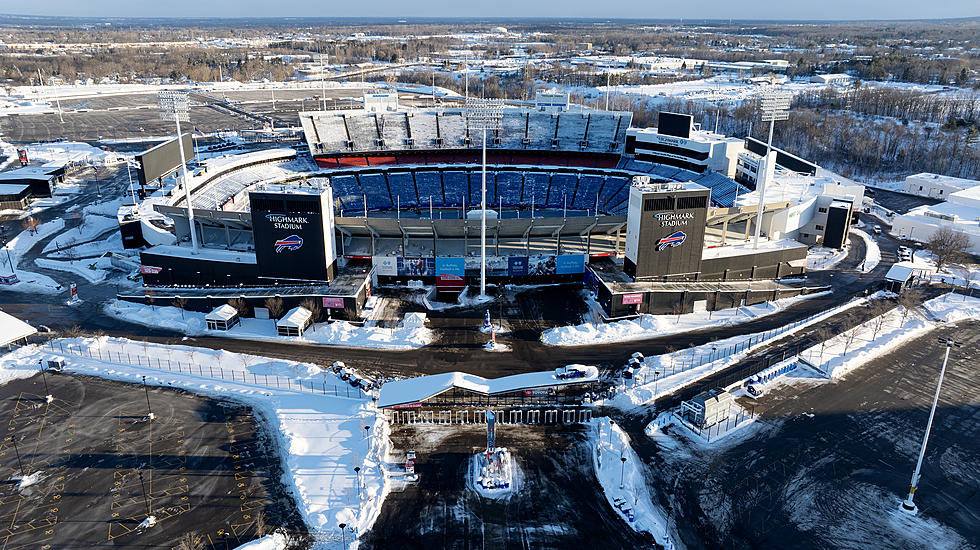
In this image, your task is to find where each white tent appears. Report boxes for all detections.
[205,304,240,331]
[0,309,36,348]
[277,306,313,337]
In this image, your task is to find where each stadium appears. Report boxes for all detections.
[123,92,824,319]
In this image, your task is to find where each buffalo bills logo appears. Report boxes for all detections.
[656,231,686,251]
[274,235,303,253]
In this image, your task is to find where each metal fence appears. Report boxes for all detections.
[657,404,756,443]
[40,340,367,400]
[386,407,593,425]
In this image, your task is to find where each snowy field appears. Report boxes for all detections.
[106,301,433,350]
[0,338,393,549]
[591,417,678,548]
[541,291,829,347]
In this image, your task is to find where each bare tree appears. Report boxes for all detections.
[869,300,892,340]
[175,531,204,550]
[172,296,187,319]
[253,509,267,537]
[300,298,322,332]
[264,296,284,323]
[146,288,156,311]
[812,325,834,366]
[897,288,923,323]
[228,297,249,318]
[841,325,861,358]
[926,227,970,272]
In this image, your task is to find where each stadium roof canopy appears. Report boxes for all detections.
[377,365,599,408]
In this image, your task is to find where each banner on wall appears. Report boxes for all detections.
[434,257,465,277]
[556,254,586,275]
[528,254,557,276]
[397,257,434,277]
[322,297,345,308]
[622,293,643,305]
[372,256,398,276]
[508,256,528,277]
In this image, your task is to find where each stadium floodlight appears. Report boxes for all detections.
[158,90,198,252]
[753,88,792,249]
[901,337,961,514]
[465,98,505,298]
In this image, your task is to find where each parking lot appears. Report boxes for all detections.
[0,373,306,549]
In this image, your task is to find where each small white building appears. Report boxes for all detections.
[810,73,853,85]
[903,173,979,199]
[277,306,313,337]
[205,304,240,331]
[891,184,980,253]
[885,261,936,293]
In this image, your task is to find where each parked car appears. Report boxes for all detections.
[331,361,346,373]
[873,225,882,234]
[746,382,765,397]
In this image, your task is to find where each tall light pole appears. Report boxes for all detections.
[901,337,960,514]
[754,88,791,249]
[158,91,198,252]
[465,98,504,298]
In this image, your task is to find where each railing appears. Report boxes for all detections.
[40,340,367,400]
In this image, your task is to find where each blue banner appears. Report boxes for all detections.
[435,257,465,277]
[556,254,586,275]
[508,256,528,277]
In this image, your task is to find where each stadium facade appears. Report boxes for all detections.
[123,94,844,319]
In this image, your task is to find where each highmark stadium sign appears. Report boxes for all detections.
[266,214,309,230]
[653,211,695,228]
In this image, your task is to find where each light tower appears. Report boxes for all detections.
[753,88,791,249]
[158,91,198,252]
[901,337,960,514]
[465,98,504,298]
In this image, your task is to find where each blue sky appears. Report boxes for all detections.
[5,0,978,20]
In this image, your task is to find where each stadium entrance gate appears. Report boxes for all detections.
[386,407,591,425]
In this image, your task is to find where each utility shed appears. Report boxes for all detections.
[680,388,734,428]
[277,306,313,337]
[205,303,240,331]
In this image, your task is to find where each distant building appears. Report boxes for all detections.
[680,388,734,429]
[902,172,979,199]
[810,73,853,85]
[892,184,980,253]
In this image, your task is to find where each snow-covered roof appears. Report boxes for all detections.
[377,365,599,408]
[205,303,239,322]
[277,306,312,328]
[144,244,256,264]
[0,308,36,346]
[885,261,936,283]
[0,183,30,195]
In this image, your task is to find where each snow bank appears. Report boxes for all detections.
[541,291,828,347]
[105,301,432,350]
[850,228,881,273]
[806,244,850,271]
[591,417,678,548]
[800,293,980,379]
[0,339,392,548]
[606,292,885,409]
[232,533,287,550]
[24,141,126,166]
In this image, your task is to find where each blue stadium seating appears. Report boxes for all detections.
[443,171,468,207]
[330,175,363,213]
[494,172,523,205]
[359,174,392,210]
[415,171,444,208]
[692,172,749,207]
[522,173,549,206]
[387,172,417,208]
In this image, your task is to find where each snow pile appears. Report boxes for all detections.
[105,301,432,350]
[25,142,126,166]
[0,339,392,548]
[541,292,828,346]
[800,293,980,379]
[1,218,67,294]
[806,244,850,271]
[591,417,677,548]
[13,472,44,489]
[470,448,518,499]
[850,228,881,273]
[232,533,287,550]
